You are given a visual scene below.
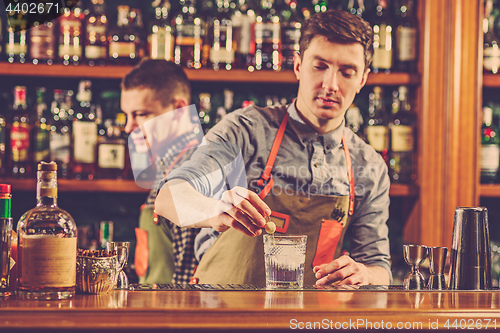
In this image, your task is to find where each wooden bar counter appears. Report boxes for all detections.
[1,287,500,332]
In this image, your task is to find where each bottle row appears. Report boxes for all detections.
[0,0,419,73]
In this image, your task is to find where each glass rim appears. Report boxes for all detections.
[263,234,307,240]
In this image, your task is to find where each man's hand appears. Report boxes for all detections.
[313,255,390,286]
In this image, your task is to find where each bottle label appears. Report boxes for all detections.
[366,125,389,152]
[481,144,500,171]
[396,26,417,61]
[175,24,202,45]
[20,235,76,288]
[85,45,107,59]
[10,122,30,162]
[372,24,393,69]
[86,24,106,35]
[484,46,500,72]
[109,41,136,57]
[6,41,27,55]
[148,27,173,60]
[59,44,82,57]
[50,132,71,164]
[210,48,235,63]
[29,24,55,60]
[73,122,97,163]
[98,144,125,169]
[34,127,50,162]
[391,125,414,152]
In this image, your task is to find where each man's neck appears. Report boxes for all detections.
[294,102,343,134]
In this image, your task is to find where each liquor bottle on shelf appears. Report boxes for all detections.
[210,0,235,70]
[346,0,365,18]
[95,117,129,180]
[231,0,255,69]
[483,0,500,74]
[370,0,394,74]
[198,92,213,133]
[58,4,84,65]
[394,0,417,73]
[200,0,215,68]
[253,0,281,71]
[0,184,12,296]
[49,89,71,179]
[9,86,31,178]
[388,86,416,183]
[72,80,97,180]
[108,5,139,65]
[174,0,204,69]
[312,0,328,13]
[130,8,147,61]
[480,106,500,183]
[31,87,50,167]
[148,0,174,61]
[84,0,109,67]
[5,8,28,63]
[0,107,6,176]
[17,161,77,300]
[280,0,302,70]
[29,21,56,65]
[345,102,366,142]
[365,86,389,163]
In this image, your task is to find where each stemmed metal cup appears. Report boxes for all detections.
[403,244,428,290]
[106,241,130,290]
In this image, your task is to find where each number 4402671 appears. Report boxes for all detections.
[444,319,496,329]
[5,2,61,15]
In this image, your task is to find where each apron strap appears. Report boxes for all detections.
[255,112,289,199]
[342,134,355,216]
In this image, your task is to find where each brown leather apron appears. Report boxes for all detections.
[193,112,355,285]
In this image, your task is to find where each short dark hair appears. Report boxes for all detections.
[121,59,191,106]
[299,10,374,70]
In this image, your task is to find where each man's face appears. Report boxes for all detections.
[121,88,172,152]
[294,36,369,133]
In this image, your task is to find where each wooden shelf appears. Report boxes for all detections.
[479,184,500,197]
[0,63,420,85]
[4,178,417,196]
[483,74,500,87]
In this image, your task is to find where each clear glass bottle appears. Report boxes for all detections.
[370,0,394,74]
[84,0,109,67]
[365,86,389,163]
[480,106,500,183]
[29,21,56,65]
[58,5,84,65]
[17,161,77,300]
[31,87,51,167]
[148,0,174,61]
[49,89,71,179]
[209,0,234,70]
[174,0,204,69]
[10,86,31,178]
[5,8,28,63]
[253,0,281,71]
[394,0,418,73]
[72,80,97,180]
[108,5,139,65]
[231,0,255,69]
[388,86,416,183]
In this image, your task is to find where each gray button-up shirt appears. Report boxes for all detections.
[168,102,391,276]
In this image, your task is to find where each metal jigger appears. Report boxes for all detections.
[427,246,448,290]
[449,207,492,290]
[403,244,428,290]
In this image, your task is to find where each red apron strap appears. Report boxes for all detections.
[256,112,289,199]
[342,134,355,216]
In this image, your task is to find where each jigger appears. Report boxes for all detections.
[427,247,448,290]
[403,244,428,290]
[449,207,492,290]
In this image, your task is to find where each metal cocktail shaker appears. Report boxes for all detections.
[449,207,492,290]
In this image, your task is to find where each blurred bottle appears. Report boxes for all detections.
[210,0,235,70]
[49,89,71,179]
[29,21,56,65]
[253,0,281,71]
[370,0,394,74]
[0,11,4,60]
[394,0,418,73]
[99,221,113,250]
[0,103,6,176]
[389,86,416,183]
[347,0,365,18]
[483,0,500,74]
[231,0,255,69]
[9,86,31,178]
[312,0,329,13]
[72,81,97,180]
[480,106,500,183]
[345,102,366,142]
[58,4,84,65]
[109,5,139,65]
[31,87,50,167]
[174,0,204,69]
[198,92,213,133]
[148,0,174,61]
[130,8,147,61]
[5,7,28,63]
[365,86,389,163]
[280,0,302,70]
[96,116,129,180]
[84,0,109,67]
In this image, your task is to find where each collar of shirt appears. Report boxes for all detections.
[287,101,345,151]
